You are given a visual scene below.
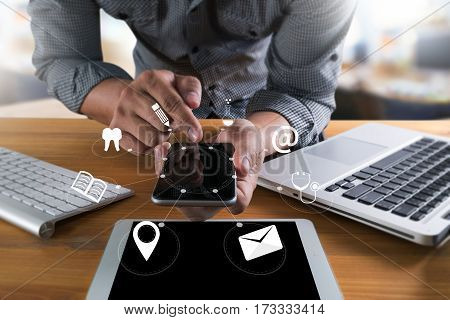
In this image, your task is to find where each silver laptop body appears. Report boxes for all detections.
[258,123,450,246]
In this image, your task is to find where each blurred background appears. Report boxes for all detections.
[0,0,449,119]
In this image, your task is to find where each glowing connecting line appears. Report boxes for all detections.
[151,103,170,127]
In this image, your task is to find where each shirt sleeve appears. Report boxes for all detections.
[28,0,132,113]
[246,0,356,147]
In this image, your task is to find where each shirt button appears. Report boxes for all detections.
[208,84,216,91]
[117,12,128,20]
[330,53,338,61]
[191,46,199,54]
[190,6,199,13]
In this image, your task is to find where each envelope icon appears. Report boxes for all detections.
[238,225,283,261]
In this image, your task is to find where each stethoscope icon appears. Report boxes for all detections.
[290,171,320,204]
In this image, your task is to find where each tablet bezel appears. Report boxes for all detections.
[86,219,342,300]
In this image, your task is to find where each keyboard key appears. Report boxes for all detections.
[66,195,91,208]
[390,178,406,186]
[372,175,388,183]
[428,200,441,208]
[405,198,423,207]
[358,191,384,205]
[427,183,444,192]
[392,204,416,217]
[413,193,432,202]
[392,190,409,199]
[407,181,422,189]
[397,173,413,181]
[435,194,448,202]
[101,191,117,200]
[344,176,356,182]
[400,160,414,167]
[393,164,408,171]
[421,173,435,180]
[375,200,396,211]
[361,167,380,175]
[45,208,63,216]
[363,180,380,188]
[385,195,403,205]
[400,186,416,194]
[342,182,355,189]
[413,167,428,174]
[370,150,413,170]
[353,172,371,180]
[47,199,66,208]
[379,172,395,179]
[382,182,399,190]
[342,184,372,200]
[335,180,347,187]
[325,184,339,192]
[420,188,437,197]
[386,167,402,175]
[374,187,391,195]
[419,138,434,144]
[33,203,52,212]
[419,206,433,214]
[410,212,426,221]
[414,177,428,185]
[57,204,78,213]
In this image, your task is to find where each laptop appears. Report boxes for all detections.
[258,123,450,246]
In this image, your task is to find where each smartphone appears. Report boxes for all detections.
[151,143,237,206]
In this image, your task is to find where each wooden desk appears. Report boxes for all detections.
[0,119,449,300]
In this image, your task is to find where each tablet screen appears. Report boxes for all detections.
[109,221,320,300]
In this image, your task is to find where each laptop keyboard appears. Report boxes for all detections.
[0,147,132,218]
[325,138,450,222]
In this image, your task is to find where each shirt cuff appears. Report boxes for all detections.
[46,60,133,113]
[246,90,331,148]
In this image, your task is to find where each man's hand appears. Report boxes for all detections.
[81,70,204,154]
[154,119,265,219]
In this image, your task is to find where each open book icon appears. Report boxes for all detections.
[71,171,108,203]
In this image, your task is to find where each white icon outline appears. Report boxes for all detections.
[151,103,170,127]
[133,221,160,261]
[290,171,320,204]
[102,128,122,152]
[238,225,284,261]
[271,126,299,154]
[71,171,107,203]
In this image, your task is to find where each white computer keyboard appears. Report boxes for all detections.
[0,147,134,238]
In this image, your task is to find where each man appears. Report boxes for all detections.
[28,0,355,215]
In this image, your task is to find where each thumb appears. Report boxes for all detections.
[175,75,202,109]
[153,142,171,175]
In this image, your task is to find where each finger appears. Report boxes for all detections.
[212,128,260,176]
[175,75,202,109]
[230,176,257,214]
[119,131,151,155]
[125,115,170,148]
[140,71,203,141]
[154,142,171,175]
[117,86,169,133]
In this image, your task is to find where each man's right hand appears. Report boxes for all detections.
[81,70,203,154]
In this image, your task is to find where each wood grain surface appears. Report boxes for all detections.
[0,119,449,300]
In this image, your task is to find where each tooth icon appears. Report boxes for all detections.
[102,128,122,152]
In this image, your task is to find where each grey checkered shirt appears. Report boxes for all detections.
[28,0,355,147]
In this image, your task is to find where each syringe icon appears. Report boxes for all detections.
[151,103,170,127]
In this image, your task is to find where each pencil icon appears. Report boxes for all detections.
[151,103,170,127]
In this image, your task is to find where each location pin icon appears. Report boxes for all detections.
[133,221,160,261]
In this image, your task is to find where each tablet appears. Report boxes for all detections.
[87,219,342,300]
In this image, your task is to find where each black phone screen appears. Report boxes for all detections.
[152,143,236,203]
[108,221,320,300]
